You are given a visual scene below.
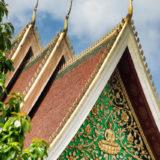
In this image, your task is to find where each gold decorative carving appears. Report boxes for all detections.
[59,70,155,160]
[98,121,121,155]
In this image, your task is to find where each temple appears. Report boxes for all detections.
[5,0,160,159]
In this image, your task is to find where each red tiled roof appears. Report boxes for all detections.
[24,48,105,147]
[8,58,43,96]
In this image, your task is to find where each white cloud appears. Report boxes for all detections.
[6,0,69,26]
[6,0,160,39]
[5,0,160,93]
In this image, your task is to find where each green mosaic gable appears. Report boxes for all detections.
[58,70,152,160]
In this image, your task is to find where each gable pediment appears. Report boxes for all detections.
[58,69,154,159]
[47,23,160,159]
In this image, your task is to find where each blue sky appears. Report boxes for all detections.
[6,0,160,98]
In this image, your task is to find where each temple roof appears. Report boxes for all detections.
[8,15,160,158]
[46,20,160,159]
[5,0,160,159]
[24,26,121,147]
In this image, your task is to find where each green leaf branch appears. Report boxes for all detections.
[0,0,49,159]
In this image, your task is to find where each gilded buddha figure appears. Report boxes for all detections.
[98,121,121,155]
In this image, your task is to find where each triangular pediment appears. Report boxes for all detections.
[5,24,41,93]
[58,69,153,159]
[47,22,160,159]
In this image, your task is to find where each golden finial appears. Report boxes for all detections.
[154,88,157,93]
[149,75,152,80]
[31,0,39,25]
[134,32,138,37]
[63,0,73,33]
[126,0,133,23]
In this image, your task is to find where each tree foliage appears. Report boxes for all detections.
[0,1,49,159]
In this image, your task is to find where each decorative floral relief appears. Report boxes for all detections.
[58,71,152,160]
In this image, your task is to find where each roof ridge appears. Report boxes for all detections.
[49,47,108,143]
[130,21,160,110]
[58,22,124,74]
[24,32,61,69]
[11,24,29,45]
[9,24,30,59]
[65,36,75,56]
[33,26,42,48]
[22,53,48,96]
[41,32,61,53]
[22,32,61,97]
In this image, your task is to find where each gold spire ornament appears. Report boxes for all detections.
[126,0,133,23]
[31,0,39,25]
[63,0,73,33]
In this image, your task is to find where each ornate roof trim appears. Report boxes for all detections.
[33,26,42,49]
[117,69,156,160]
[21,32,61,97]
[9,0,39,59]
[58,22,124,77]
[23,32,61,71]
[6,23,39,87]
[129,21,160,113]
[11,24,33,61]
[9,24,29,59]
[20,31,67,111]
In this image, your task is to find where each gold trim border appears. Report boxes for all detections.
[129,22,160,112]
[117,69,156,160]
